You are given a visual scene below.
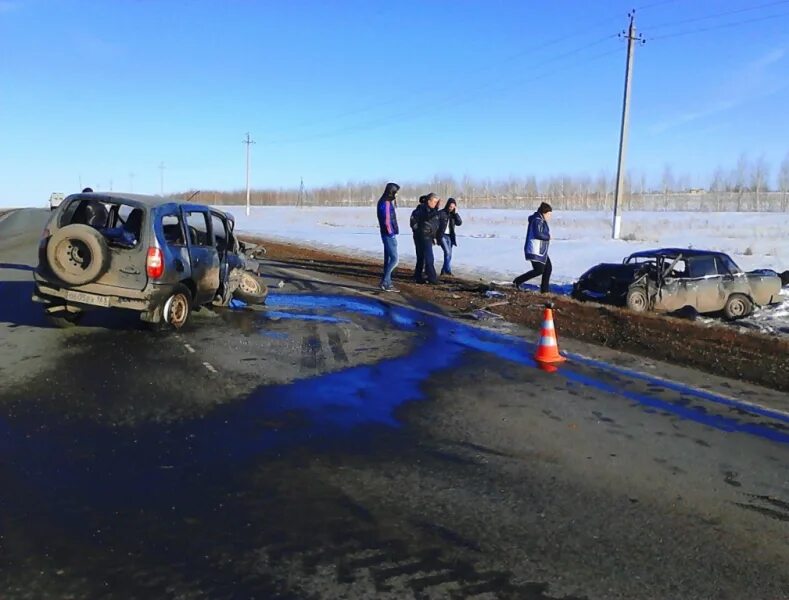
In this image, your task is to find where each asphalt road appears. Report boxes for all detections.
[1,209,788,600]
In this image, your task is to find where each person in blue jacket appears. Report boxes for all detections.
[514,202,553,293]
[376,182,400,291]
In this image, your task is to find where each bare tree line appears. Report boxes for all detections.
[176,152,789,212]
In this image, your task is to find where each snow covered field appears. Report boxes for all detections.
[229,206,789,335]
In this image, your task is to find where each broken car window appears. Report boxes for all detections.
[162,214,186,245]
[184,211,212,247]
[211,214,227,252]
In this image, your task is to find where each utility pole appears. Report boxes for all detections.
[243,132,256,216]
[158,162,166,196]
[298,177,305,207]
[612,11,644,240]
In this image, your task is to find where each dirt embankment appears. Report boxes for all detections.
[249,237,789,393]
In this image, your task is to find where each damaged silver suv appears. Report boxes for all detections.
[33,192,267,328]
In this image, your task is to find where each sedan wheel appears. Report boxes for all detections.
[626,287,648,313]
[723,294,753,320]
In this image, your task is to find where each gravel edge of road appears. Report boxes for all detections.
[245,235,789,393]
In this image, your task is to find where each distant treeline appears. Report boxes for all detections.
[173,154,789,211]
[176,175,789,212]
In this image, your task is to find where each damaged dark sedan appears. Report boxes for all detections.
[572,248,785,320]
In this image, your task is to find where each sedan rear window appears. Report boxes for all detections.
[687,256,718,278]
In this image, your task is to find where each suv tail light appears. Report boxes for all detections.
[146,247,164,279]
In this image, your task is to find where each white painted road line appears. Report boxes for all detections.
[203,361,218,374]
[184,344,196,353]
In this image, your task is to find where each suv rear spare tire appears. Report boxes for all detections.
[46,224,110,285]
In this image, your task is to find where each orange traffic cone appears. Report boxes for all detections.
[534,303,566,364]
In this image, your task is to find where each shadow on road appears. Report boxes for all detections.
[0,262,35,272]
[0,280,50,328]
[0,279,145,330]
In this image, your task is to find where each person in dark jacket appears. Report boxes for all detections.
[437,197,462,276]
[410,195,428,282]
[513,202,553,293]
[412,193,441,284]
[376,182,400,291]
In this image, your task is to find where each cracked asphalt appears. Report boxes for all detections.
[1,209,788,600]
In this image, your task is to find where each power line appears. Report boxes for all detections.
[264,15,625,138]
[634,0,682,11]
[650,9,789,41]
[649,0,789,30]
[271,43,619,145]
[267,36,620,146]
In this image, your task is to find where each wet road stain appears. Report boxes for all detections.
[256,295,789,444]
[2,292,787,598]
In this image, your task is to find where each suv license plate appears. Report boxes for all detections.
[66,290,110,308]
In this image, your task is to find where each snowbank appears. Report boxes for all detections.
[229,206,789,335]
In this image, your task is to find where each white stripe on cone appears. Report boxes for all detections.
[541,320,555,330]
[539,336,557,346]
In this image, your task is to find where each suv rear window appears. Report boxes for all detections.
[61,198,111,228]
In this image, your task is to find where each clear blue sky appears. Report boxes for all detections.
[1,0,788,206]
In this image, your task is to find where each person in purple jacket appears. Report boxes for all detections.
[376,182,400,291]
[513,202,553,293]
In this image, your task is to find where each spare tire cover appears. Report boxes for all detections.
[46,224,111,286]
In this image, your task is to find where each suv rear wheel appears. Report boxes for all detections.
[723,293,753,320]
[163,284,192,329]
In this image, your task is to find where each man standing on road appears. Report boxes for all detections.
[412,193,441,284]
[437,197,462,277]
[376,182,401,292]
[410,195,427,282]
[514,202,553,293]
